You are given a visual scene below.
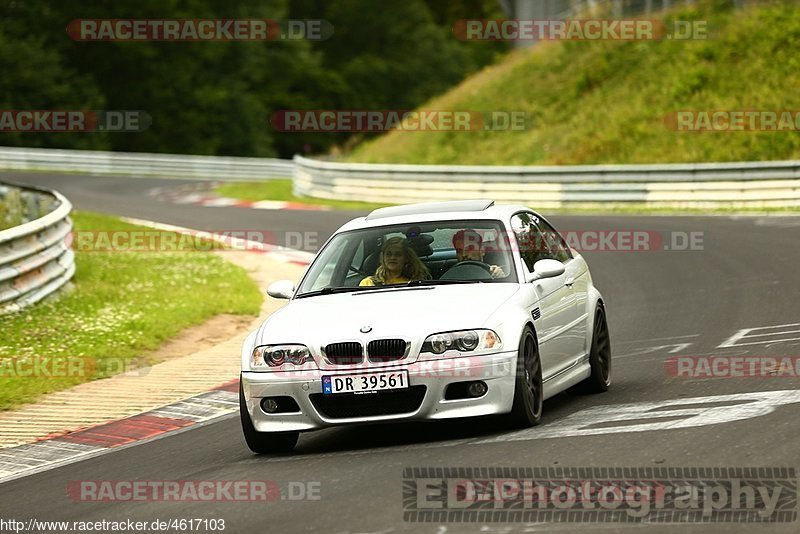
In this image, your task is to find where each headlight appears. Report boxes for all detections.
[459,330,479,351]
[429,333,452,354]
[251,345,312,370]
[421,329,502,356]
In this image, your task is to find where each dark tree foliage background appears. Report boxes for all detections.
[0,0,506,157]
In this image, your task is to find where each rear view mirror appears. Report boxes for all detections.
[267,280,295,299]
[525,259,565,282]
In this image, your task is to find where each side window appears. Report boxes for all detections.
[511,212,571,271]
[511,213,546,272]
[535,218,572,263]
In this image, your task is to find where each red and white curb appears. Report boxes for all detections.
[120,217,316,266]
[0,381,240,484]
[149,182,330,211]
[0,219,313,485]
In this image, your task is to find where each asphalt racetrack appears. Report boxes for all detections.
[2,173,799,533]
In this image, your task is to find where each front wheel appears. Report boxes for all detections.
[509,326,543,427]
[239,380,299,454]
[573,305,612,394]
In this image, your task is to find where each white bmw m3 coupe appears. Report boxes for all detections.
[239,200,611,453]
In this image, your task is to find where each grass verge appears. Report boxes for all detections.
[346,0,800,165]
[215,179,391,212]
[0,186,24,231]
[0,211,262,411]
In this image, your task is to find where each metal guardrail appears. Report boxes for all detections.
[293,156,800,209]
[516,0,750,22]
[0,146,293,181]
[0,183,74,314]
[1,146,798,209]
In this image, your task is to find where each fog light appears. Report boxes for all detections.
[261,398,280,413]
[467,381,487,397]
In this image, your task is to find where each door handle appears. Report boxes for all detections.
[565,277,575,287]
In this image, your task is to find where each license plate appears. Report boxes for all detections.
[322,371,409,395]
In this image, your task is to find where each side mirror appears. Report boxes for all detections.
[525,259,566,282]
[267,280,295,299]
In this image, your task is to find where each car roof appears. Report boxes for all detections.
[336,200,535,233]
[367,199,495,220]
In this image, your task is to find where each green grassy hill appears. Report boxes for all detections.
[346,0,800,165]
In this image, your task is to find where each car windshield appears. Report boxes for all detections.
[295,220,517,297]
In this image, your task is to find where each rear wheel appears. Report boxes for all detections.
[239,380,299,454]
[573,305,611,394]
[509,326,543,427]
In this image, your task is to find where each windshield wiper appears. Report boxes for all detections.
[295,286,378,299]
[297,280,483,298]
[405,279,484,287]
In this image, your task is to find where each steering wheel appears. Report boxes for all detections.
[494,261,511,277]
[441,260,494,281]
[454,260,492,273]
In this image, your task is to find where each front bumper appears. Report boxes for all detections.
[241,351,518,432]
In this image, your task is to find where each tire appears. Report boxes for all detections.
[572,305,612,394]
[509,325,543,427]
[239,380,299,454]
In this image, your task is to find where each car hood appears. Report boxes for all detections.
[256,283,520,347]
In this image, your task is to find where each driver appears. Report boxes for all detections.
[452,229,506,279]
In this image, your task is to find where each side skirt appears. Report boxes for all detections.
[542,356,590,400]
